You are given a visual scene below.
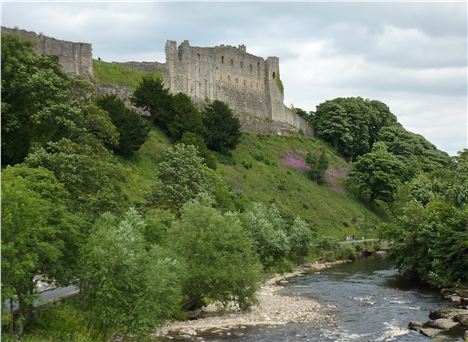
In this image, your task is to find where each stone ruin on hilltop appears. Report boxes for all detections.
[2,27,312,135]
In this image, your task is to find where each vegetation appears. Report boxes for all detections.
[93,59,162,88]
[167,196,262,310]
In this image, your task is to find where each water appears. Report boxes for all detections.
[205,258,464,341]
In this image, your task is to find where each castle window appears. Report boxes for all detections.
[240,61,243,68]
[249,64,252,72]
[221,56,224,63]
[197,53,200,60]
[272,71,276,79]
[231,59,234,66]
[257,62,260,76]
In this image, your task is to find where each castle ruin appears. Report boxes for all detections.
[1,27,312,135]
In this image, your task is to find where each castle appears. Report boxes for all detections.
[2,27,312,135]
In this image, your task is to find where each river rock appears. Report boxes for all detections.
[429,308,468,320]
[420,327,443,337]
[450,295,462,306]
[426,318,459,330]
[455,313,468,327]
[408,320,423,331]
[375,250,386,257]
[460,297,468,308]
[178,327,197,336]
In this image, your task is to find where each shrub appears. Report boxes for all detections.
[180,132,217,169]
[306,151,329,184]
[167,196,262,310]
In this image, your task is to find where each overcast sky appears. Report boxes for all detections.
[2,2,467,155]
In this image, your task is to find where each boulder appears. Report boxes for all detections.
[426,318,459,330]
[450,295,462,306]
[178,328,197,336]
[429,308,468,320]
[454,313,468,327]
[408,320,423,331]
[420,327,443,337]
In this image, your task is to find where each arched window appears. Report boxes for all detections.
[272,71,276,79]
[257,62,260,76]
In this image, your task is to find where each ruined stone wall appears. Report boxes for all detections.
[1,26,93,79]
[112,61,168,80]
[164,40,312,135]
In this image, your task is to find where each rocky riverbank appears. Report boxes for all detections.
[409,287,468,339]
[155,260,348,341]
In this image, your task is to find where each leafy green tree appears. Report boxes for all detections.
[348,142,406,204]
[167,196,262,310]
[286,217,313,263]
[96,94,150,157]
[25,138,127,218]
[131,76,173,129]
[149,144,213,214]
[79,208,184,337]
[242,203,290,268]
[314,97,397,161]
[202,100,242,152]
[1,165,79,334]
[167,93,206,140]
[180,131,217,169]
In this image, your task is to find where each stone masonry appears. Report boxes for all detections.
[1,26,312,135]
[2,26,93,79]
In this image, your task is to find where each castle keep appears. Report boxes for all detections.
[2,27,312,135]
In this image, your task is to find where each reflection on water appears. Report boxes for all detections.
[205,258,464,342]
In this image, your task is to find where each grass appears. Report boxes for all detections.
[120,127,380,239]
[93,60,161,88]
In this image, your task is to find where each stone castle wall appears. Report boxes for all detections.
[2,26,93,79]
[1,26,312,135]
[164,40,312,135]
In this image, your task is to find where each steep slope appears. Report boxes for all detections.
[119,128,380,239]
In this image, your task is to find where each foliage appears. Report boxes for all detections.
[25,138,127,218]
[96,95,150,157]
[378,125,451,174]
[167,93,206,140]
[1,34,89,166]
[167,196,262,310]
[274,70,284,95]
[202,100,242,152]
[149,144,214,214]
[132,76,173,130]
[79,208,184,337]
[290,106,314,125]
[1,165,80,334]
[180,131,217,169]
[306,150,329,184]
[348,142,406,204]
[382,150,468,287]
[143,208,175,247]
[314,97,397,161]
[93,59,162,88]
[242,203,311,268]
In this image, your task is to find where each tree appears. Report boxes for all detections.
[306,150,329,184]
[242,203,290,268]
[167,93,205,140]
[202,100,241,152]
[149,144,213,214]
[131,76,173,129]
[1,165,79,334]
[96,95,150,157]
[180,132,217,169]
[348,142,406,204]
[167,196,262,310]
[79,208,184,337]
[286,217,313,263]
[25,138,127,218]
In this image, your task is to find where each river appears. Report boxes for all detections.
[202,257,464,342]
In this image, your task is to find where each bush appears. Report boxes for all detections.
[167,196,262,310]
[180,132,217,169]
[96,95,150,157]
[306,151,329,184]
[202,100,241,153]
[79,208,184,337]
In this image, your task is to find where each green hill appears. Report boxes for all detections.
[120,127,380,240]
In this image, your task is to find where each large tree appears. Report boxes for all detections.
[348,142,406,204]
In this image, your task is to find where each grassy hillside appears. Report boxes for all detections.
[93,60,161,88]
[120,127,380,239]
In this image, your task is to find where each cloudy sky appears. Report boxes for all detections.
[3,2,467,155]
